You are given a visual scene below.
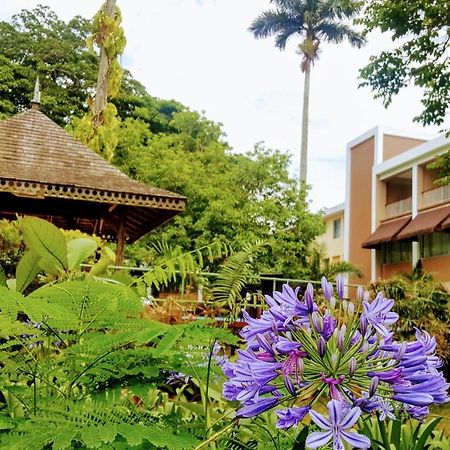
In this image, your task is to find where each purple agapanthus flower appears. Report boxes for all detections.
[363,292,399,336]
[276,406,310,429]
[219,276,449,449]
[306,400,370,449]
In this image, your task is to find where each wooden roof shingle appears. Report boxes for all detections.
[0,108,186,244]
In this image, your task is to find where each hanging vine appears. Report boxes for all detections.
[72,1,126,161]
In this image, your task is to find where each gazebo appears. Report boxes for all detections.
[0,98,186,263]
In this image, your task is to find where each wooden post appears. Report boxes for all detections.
[115,215,125,265]
[93,0,117,128]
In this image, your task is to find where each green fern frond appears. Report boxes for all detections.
[212,241,267,311]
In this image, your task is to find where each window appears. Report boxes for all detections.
[381,241,412,264]
[333,219,342,239]
[421,233,450,258]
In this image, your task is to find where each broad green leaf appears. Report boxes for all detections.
[15,251,40,293]
[52,428,76,450]
[67,238,97,270]
[415,417,441,450]
[117,423,143,446]
[80,425,101,448]
[391,420,401,449]
[21,217,68,273]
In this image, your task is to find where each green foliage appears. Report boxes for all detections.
[369,273,450,363]
[72,2,126,161]
[142,240,230,291]
[359,0,450,128]
[0,6,326,279]
[13,217,99,292]
[0,219,23,277]
[361,415,449,450]
[306,242,362,280]
[427,153,450,187]
[122,138,324,278]
[212,241,267,313]
[0,6,97,124]
[0,274,240,449]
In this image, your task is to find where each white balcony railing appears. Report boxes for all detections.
[422,185,450,207]
[385,197,412,219]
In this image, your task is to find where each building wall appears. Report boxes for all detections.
[348,137,374,284]
[383,135,426,161]
[385,181,411,204]
[381,262,412,279]
[422,166,439,192]
[317,212,344,261]
[421,255,450,282]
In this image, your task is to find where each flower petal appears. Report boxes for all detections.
[341,430,371,449]
[327,399,342,426]
[309,409,331,429]
[305,431,333,449]
[339,406,361,429]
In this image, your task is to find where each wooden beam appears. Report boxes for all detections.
[115,215,126,265]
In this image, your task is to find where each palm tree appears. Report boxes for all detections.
[249,0,365,187]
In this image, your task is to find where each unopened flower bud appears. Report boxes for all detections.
[369,376,379,398]
[311,311,322,333]
[305,283,314,311]
[331,352,339,370]
[361,341,369,354]
[297,357,304,376]
[318,336,326,358]
[347,302,355,317]
[363,291,370,302]
[321,276,332,300]
[329,297,336,309]
[342,300,348,313]
[360,314,368,336]
[336,274,344,299]
[357,285,364,300]
[395,342,407,361]
[337,325,346,352]
[349,357,357,376]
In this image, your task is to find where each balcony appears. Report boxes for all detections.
[385,197,412,219]
[422,185,450,207]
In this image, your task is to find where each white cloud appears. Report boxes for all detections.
[0,0,444,211]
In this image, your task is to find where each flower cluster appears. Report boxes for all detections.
[220,276,449,449]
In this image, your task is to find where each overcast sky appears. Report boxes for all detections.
[0,0,444,211]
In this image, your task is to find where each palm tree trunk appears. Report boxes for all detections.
[299,63,311,188]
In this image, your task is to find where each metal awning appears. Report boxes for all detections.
[396,205,450,240]
[361,216,411,249]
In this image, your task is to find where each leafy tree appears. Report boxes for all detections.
[0,5,325,279]
[0,6,97,123]
[117,114,324,277]
[0,5,181,133]
[249,0,365,185]
[359,0,450,128]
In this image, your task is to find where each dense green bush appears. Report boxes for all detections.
[370,273,450,369]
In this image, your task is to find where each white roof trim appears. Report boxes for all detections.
[374,134,450,179]
[323,202,345,217]
[347,126,378,149]
[347,126,434,151]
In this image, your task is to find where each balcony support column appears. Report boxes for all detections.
[411,165,419,269]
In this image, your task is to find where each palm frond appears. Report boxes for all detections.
[316,21,365,48]
[319,0,363,21]
[249,10,303,46]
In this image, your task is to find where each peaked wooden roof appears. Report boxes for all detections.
[0,108,186,243]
